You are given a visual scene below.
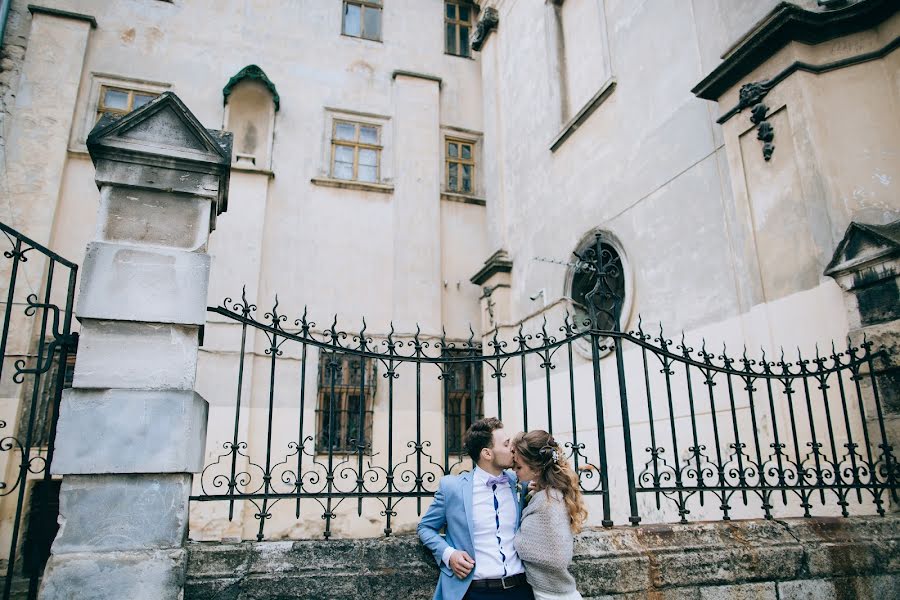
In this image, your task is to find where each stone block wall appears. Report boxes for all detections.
[184,515,900,600]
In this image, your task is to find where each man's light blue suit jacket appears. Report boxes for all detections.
[417,469,522,600]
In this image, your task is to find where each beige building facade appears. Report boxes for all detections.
[0,0,897,559]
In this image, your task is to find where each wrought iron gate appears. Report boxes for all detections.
[0,222,77,600]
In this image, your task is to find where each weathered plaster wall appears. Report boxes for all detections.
[2,0,897,547]
[0,0,489,545]
[184,515,900,600]
[0,1,30,192]
[466,0,899,534]
[479,0,743,331]
[477,0,899,342]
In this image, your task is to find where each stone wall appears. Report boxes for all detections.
[184,515,900,600]
[0,0,30,172]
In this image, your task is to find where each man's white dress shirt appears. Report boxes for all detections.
[441,466,525,580]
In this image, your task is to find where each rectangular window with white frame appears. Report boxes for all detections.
[331,120,382,183]
[342,0,382,41]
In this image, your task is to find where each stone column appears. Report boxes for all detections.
[39,93,232,599]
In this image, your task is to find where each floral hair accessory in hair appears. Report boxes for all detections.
[540,443,562,465]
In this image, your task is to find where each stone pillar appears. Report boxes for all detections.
[472,4,508,258]
[825,219,900,511]
[391,71,442,332]
[1,6,94,242]
[39,93,232,599]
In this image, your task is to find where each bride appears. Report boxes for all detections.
[512,430,587,600]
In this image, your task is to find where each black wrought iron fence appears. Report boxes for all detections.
[0,222,77,600]
[192,291,898,540]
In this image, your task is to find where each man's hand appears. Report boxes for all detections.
[449,550,475,579]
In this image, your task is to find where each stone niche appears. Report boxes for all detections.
[222,64,279,171]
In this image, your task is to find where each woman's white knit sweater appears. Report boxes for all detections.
[513,488,577,594]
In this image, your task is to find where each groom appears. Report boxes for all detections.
[418,417,534,600]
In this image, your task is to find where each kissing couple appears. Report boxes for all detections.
[418,417,586,600]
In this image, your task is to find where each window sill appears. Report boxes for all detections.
[444,52,475,60]
[550,77,617,153]
[340,33,383,44]
[441,191,486,206]
[311,177,394,194]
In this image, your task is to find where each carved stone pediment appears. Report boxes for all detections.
[825,220,900,289]
[87,92,232,216]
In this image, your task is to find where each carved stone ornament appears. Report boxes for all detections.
[739,81,776,161]
[738,81,772,110]
[471,7,499,52]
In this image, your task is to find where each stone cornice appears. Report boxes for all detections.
[87,92,233,223]
[714,35,900,124]
[470,249,513,285]
[692,0,898,101]
[825,220,900,284]
[28,4,97,28]
[391,70,442,87]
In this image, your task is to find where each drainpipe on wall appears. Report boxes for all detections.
[0,0,11,47]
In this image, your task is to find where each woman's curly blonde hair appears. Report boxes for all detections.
[513,430,587,533]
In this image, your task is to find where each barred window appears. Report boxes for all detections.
[96,86,157,122]
[331,120,382,182]
[445,138,475,193]
[342,0,382,41]
[445,1,472,57]
[316,352,376,453]
[443,349,483,455]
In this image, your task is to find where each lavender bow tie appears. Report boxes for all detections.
[485,474,509,488]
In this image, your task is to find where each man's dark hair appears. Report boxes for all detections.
[463,417,503,463]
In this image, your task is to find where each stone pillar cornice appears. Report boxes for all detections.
[86,92,233,230]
